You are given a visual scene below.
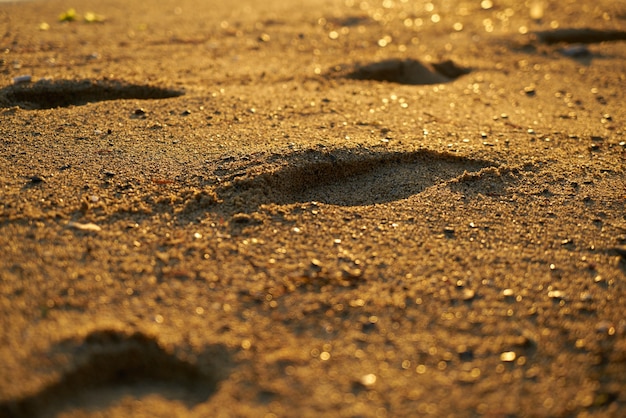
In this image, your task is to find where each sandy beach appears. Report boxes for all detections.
[1,0,625,416]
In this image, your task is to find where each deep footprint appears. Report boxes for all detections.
[216,148,495,208]
[345,58,470,85]
[0,79,184,110]
[0,329,231,417]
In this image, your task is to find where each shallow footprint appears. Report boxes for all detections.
[218,148,496,208]
[0,329,231,417]
[0,79,184,110]
[535,28,626,45]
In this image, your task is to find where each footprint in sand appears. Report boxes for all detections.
[514,28,626,60]
[0,79,184,110]
[343,58,470,85]
[0,329,231,417]
[534,28,626,45]
[215,148,496,208]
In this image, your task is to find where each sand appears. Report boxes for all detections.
[0,0,625,416]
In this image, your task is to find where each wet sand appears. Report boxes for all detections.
[1,0,625,416]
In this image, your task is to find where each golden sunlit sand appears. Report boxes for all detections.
[1,0,625,416]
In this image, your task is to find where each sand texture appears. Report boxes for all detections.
[1,0,626,416]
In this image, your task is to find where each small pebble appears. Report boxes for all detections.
[561,44,590,57]
[132,108,147,119]
[548,290,566,300]
[500,351,516,362]
[67,221,101,232]
[231,213,252,224]
[13,75,32,84]
[461,288,475,301]
[457,346,474,361]
[595,321,615,335]
[360,374,377,386]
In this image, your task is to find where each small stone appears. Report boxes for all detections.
[13,75,32,84]
[67,221,101,232]
[548,290,566,300]
[595,321,615,335]
[461,288,475,301]
[500,351,516,362]
[457,346,474,361]
[560,44,590,57]
[29,175,45,183]
[359,374,376,386]
[231,213,252,224]
[131,108,147,119]
[342,267,363,279]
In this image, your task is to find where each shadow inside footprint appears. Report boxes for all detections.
[0,79,184,110]
[0,329,231,417]
[345,58,470,85]
[217,148,495,208]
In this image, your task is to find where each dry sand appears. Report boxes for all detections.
[1,0,625,416]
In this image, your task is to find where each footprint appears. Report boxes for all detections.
[535,28,626,45]
[0,79,184,110]
[0,329,231,417]
[344,58,470,85]
[216,148,495,208]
